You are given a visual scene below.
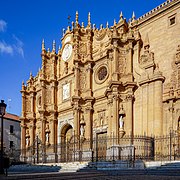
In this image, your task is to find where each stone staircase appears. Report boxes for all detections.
[147,161,180,176]
[38,160,180,176]
[57,162,90,172]
[79,160,180,176]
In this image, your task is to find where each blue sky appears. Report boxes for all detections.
[0,0,165,116]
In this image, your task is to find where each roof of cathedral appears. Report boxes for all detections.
[137,0,178,22]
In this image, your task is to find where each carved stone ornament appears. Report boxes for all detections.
[79,42,87,56]
[118,55,127,76]
[94,29,106,41]
[139,34,155,69]
[167,45,180,91]
[25,98,31,113]
[139,50,155,69]
[79,71,87,91]
[45,90,52,104]
[63,83,70,100]
[45,64,51,80]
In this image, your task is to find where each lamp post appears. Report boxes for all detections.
[0,100,7,174]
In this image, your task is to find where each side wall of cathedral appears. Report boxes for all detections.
[133,1,180,136]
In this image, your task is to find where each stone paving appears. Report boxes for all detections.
[1,172,180,180]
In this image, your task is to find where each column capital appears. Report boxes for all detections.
[125,94,134,102]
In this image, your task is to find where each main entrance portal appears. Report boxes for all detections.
[96,132,107,161]
[60,124,73,162]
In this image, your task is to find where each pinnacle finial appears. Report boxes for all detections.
[42,39,45,50]
[75,11,79,25]
[30,72,33,79]
[144,33,150,47]
[114,19,117,26]
[53,40,56,51]
[58,45,61,54]
[88,12,91,26]
[100,24,103,29]
[22,80,24,86]
[67,26,70,31]
[120,11,123,21]
[93,24,96,30]
[82,22,84,28]
[106,21,109,28]
[72,21,74,29]
[132,11,136,21]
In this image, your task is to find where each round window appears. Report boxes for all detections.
[98,66,107,80]
[95,65,109,84]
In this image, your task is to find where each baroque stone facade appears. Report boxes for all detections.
[20,0,180,162]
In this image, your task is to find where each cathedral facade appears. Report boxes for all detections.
[20,0,180,162]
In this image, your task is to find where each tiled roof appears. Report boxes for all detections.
[3,113,20,121]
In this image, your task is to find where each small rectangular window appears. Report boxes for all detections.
[170,17,175,25]
[10,141,14,148]
[10,125,14,134]
[168,14,176,27]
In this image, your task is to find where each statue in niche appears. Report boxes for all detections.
[119,104,125,129]
[119,115,124,129]
[46,132,49,143]
[100,117,103,126]
[80,124,85,136]
[26,137,29,146]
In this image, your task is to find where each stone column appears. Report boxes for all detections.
[86,62,93,97]
[126,42,133,81]
[142,84,148,135]
[74,104,80,137]
[154,80,163,136]
[107,96,113,137]
[112,40,119,81]
[85,105,93,140]
[49,114,57,146]
[21,123,26,148]
[125,94,134,136]
[30,94,34,113]
[29,123,34,146]
[74,62,80,96]
[41,118,46,145]
[112,91,119,140]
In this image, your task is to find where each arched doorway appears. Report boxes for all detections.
[60,124,73,162]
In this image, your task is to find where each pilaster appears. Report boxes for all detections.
[74,62,80,96]
[125,94,134,136]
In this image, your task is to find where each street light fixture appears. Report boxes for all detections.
[0,100,7,174]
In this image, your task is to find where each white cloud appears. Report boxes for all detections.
[0,21,24,58]
[13,35,24,58]
[0,20,7,32]
[0,41,13,55]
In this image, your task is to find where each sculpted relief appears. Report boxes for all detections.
[25,98,31,113]
[45,64,51,80]
[92,29,111,58]
[118,53,127,76]
[164,45,180,95]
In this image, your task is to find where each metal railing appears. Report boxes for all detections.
[9,132,180,164]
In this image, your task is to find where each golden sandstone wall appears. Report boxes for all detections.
[134,1,180,136]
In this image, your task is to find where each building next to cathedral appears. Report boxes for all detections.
[20,0,180,163]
